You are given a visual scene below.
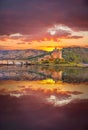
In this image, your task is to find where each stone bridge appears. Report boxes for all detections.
[0,60,32,65]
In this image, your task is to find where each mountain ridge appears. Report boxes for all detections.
[0,49,47,60]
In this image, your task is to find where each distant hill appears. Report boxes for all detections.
[0,49,47,60]
[62,47,88,63]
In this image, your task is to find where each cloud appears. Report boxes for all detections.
[16,42,26,44]
[45,25,83,40]
[47,25,72,35]
[0,0,88,36]
[0,45,12,50]
[9,33,23,38]
[84,0,88,6]
[67,35,83,39]
[0,28,83,44]
[0,0,87,49]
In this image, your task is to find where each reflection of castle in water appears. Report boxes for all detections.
[51,71,62,81]
[0,66,62,81]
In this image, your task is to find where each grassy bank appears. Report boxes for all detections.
[36,62,88,67]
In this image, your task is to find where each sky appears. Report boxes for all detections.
[0,0,88,51]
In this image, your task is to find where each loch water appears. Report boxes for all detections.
[0,65,88,130]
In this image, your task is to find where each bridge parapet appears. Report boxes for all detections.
[0,60,32,65]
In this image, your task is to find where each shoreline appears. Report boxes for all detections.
[0,63,88,68]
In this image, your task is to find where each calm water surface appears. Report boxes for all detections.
[0,65,88,130]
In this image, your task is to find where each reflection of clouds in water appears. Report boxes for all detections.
[47,95,72,106]
[0,84,87,107]
[46,90,88,106]
[0,79,88,107]
[6,90,88,106]
[0,94,87,130]
[10,93,23,98]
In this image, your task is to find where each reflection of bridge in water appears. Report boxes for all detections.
[0,60,32,65]
[0,65,62,81]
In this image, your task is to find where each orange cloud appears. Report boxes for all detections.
[0,27,88,51]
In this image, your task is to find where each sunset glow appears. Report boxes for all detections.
[0,29,88,51]
[0,0,88,50]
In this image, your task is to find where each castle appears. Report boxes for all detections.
[51,48,62,59]
[38,48,63,62]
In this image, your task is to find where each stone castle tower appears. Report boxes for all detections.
[51,48,62,59]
